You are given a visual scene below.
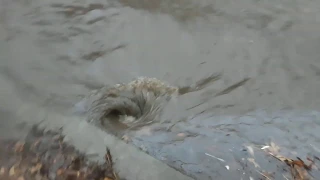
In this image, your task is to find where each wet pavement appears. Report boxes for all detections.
[129,110,320,179]
[1,0,320,179]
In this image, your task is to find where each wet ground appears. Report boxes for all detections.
[1,0,320,179]
[0,126,121,180]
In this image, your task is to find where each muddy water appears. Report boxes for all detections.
[1,0,320,179]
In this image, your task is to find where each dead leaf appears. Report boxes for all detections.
[17,176,25,180]
[269,154,314,180]
[270,154,291,163]
[0,167,6,175]
[56,169,64,176]
[30,139,41,150]
[9,166,15,176]
[105,148,113,167]
[30,163,42,174]
[291,165,310,180]
[14,141,25,152]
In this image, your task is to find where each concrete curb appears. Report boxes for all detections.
[62,119,194,180]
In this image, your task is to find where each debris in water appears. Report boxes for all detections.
[269,154,315,180]
[205,153,225,162]
[262,141,318,180]
[214,78,250,97]
[0,125,121,180]
[51,3,105,18]
[246,145,255,157]
[121,135,132,143]
[261,146,270,150]
[247,158,260,168]
[255,170,273,180]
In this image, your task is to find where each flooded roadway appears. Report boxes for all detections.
[1,0,320,179]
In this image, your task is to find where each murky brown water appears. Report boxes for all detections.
[1,0,320,179]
